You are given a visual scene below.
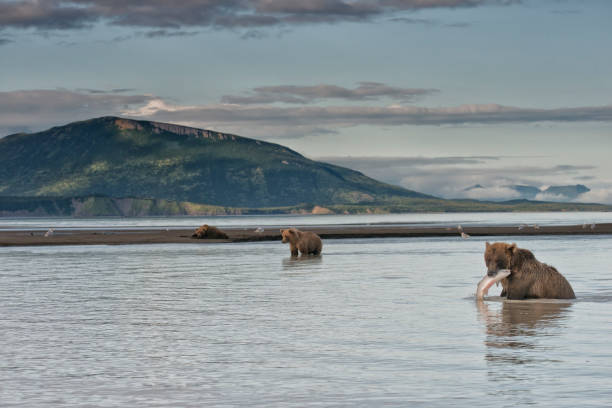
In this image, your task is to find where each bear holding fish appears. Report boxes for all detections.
[477,242,575,300]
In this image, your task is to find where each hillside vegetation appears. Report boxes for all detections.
[1,117,610,216]
[0,117,428,208]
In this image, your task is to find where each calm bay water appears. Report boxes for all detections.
[1,211,612,231]
[2,233,612,406]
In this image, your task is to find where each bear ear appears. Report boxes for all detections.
[485,241,490,248]
[507,243,517,253]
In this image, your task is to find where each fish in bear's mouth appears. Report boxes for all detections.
[476,269,511,299]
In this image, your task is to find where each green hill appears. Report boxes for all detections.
[1,117,610,216]
[0,117,430,208]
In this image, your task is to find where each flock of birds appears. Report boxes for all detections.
[458,222,596,239]
[37,223,598,239]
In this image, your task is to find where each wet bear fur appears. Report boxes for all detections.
[484,242,575,300]
[192,224,229,240]
[281,228,322,257]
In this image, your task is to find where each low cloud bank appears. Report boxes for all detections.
[4,87,612,139]
[0,0,518,32]
[321,155,611,203]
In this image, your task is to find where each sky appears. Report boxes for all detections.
[1,0,611,202]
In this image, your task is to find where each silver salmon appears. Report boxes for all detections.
[476,269,511,299]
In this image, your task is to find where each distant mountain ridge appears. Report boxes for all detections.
[509,184,590,201]
[0,116,430,208]
[541,184,590,200]
[464,184,591,201]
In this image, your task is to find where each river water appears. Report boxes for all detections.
[1,231,612,406]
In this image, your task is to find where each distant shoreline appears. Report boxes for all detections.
[1,223,611,247]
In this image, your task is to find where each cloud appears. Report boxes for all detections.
[317,155,598,201]
[390,17,471,27]
[221,82,439,104]
[240,29,269,39]
[461,186,523,201]
[4,87,612,138]
[133,99,612,138]
[576,188,612,205]
[319,155,501,168]
[0,0,518,33]
[534,192,570,202]
[0,0,97,30]
[0,89,154,136]
[77,88,137,94]
[143,29,200,38]
[389,17,437,25]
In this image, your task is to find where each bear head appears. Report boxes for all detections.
[484,241,517,276]
[280,228,297,243]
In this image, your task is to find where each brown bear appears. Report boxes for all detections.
[281,228,322,257]
[484,242,575,300]
[192,224,229,240]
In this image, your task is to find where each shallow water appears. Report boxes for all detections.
[1,235,612,407]
[1,211,611,231]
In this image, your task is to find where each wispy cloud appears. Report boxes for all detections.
[577,188,612,205]
[0,89,154,136]
[0,0,518,33]
[76,88,137,94]
[318,155,599,201]
[221,82,439,104]
[390,17,471,27]
[143,29,200,38]
[134,99,612,138]
[4,87,612,139]
[318,155,502,168]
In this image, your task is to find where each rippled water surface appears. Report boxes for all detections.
[1,211,611,230]
[2,235,612,407]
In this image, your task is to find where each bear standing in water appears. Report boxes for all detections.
[281,228,322,257]
[484,242,575,300]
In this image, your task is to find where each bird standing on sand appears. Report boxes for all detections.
[44,228,54,237]
[255,227,264,233]
[457,224,463,232]
[461,232,470,239]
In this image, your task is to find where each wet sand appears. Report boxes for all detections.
[1,223,611,247]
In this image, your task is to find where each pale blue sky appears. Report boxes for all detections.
[1,0,611,201]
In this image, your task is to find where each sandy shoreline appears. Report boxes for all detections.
[1,223,611,247]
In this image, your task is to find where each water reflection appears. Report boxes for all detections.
[281,255,323,270]
[477,300,572,357]
[478,300,572,370]
[479,299,571,338]
[476,299,574,403]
